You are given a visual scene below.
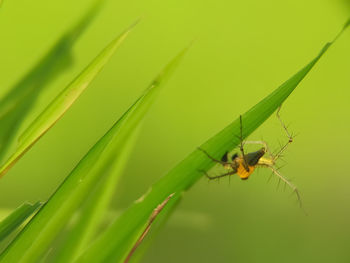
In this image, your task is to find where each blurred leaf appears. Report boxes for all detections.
[0,16,134,179]
[76,22,349,263]
[0,0,103,163]
[0,202,41,243]
[0,44,187,263]
[52,46,189,263]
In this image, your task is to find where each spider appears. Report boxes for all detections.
[198,106,302,207]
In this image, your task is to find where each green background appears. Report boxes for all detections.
[1,0,350,262]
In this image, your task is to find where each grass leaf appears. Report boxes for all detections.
[51,47,189,263]
[0,202,41,243]
[0,16,134,178]
[75,22,349,263]
[0,0,103,163]
[0,45,188,263]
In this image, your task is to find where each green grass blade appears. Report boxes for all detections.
[52,47,189,263]
[0,0,103,163]
[0,19,135,178]
[0,45,186,263]
[76,22,349,263]
[0,202,41,243]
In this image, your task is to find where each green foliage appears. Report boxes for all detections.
[0,1,349,262]
[0,36,187,263]
[0,202,41,243]
[74,39,337,263]
[0,23,138,262]
[51,46,189,263]
[0,0,103,164]
[0,7,131,178]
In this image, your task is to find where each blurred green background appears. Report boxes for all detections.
[1,0,350,262]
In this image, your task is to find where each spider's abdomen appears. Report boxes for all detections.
[236,160,255,180]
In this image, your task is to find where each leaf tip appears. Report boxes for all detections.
[343,17,350,30]
[332,17,350,42]
[127,18,141,32]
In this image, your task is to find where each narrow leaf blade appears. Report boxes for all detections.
[0,202,41,242]
[0,19,134,178]
[52,46,189,263]
[0,0,103,163]
[0,44,186,263]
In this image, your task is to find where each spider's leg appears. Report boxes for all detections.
[273,105,294,162]
[261,164,302,208]
[199,169,237,180]
[239,115,249,172]
[197,148,230,166]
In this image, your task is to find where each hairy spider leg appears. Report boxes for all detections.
[197,147,231,166]
[199,169,237,180]
[259,163,302,208]
[239,115,250,172]
[273,105,294,162]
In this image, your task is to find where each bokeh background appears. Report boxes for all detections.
[1,0,350,262]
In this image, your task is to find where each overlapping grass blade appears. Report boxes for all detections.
[0,18,134,179]
[0,0,103,163]
[0,45,187,263]
[0,202,41,243]
[124,193,175,263]
[51,47,189,263]
[126,194,182,263]
[75,21,350,263]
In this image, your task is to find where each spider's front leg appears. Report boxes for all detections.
[197,147,231,166]
[273,105,294,162]
[199,169,237,180]
[198,148,239,180]
[260,163,302,208]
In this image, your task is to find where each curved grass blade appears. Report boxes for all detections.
[0,19,135,178]
[0,46,187,263]
[51,47,189,263]
[0,202,41,243]
[76,21,350,263]
[0,0,103,163]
